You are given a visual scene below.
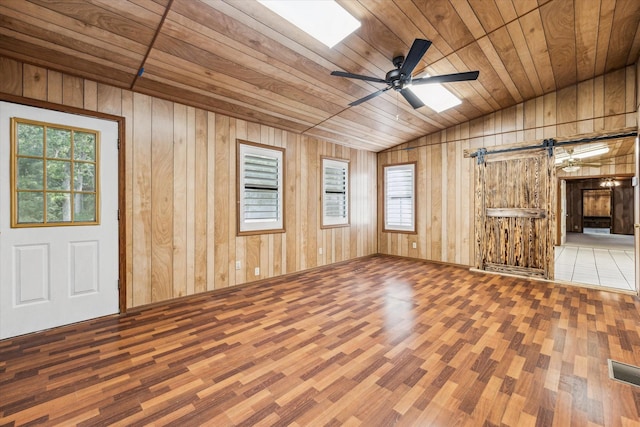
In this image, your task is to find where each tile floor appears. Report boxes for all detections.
[555,245,636,291]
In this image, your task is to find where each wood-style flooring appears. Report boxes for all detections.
[1,255,639,426]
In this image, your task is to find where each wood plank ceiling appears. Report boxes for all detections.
[0,0,639,152]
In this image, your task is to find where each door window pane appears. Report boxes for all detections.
[46,127,71,159]
[17,192,44,223]
[11,118,100,227]
[17,123,44,156]
[17,158,44,190]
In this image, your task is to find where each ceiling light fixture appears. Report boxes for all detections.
[407,74,461,112]
[562,165,580,173]
[258,0,360,48]
[600,178,620,187]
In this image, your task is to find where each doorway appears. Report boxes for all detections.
[0,101,120,339]
[555,136,637,292]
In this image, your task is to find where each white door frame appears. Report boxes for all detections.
[0,94,126,316]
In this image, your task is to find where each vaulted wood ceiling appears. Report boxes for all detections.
[0,0,639,152]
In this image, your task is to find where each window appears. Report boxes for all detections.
[383,162,416,233]
[11,118,99,227]
[321,157,349,228]
[237,140,285,235]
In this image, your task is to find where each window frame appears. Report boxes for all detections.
[10,117,101,228]
[321,156,350,229]
[383,162,417,234]
[236,139,285,236]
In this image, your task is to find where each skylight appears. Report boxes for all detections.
[258,0,360,48]
[408,76,462,113]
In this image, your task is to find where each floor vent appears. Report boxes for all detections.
[608,359,640,387]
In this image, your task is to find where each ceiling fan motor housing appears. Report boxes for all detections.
[386,68,405,90]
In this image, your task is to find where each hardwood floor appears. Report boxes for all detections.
[1,255,639,426]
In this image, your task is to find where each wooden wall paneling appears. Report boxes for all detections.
[206,113,217,290]
[214,114,229,288]
[523,98,537,141]
[151,98,174,302]
[122,90,134,308]
[227,118,238,287]
[258,125,270,280]
[307,137,319,269]
[193,109,208,294]
[234,119,248,284]
[62,74,83,108]
[445,140,466,264]
[97,83,123,116]
[416,140,427,259]
[556,85,577,137]
[446,140,456,261]
[625,67,636,124]
[22,64,47,100]
[349,148,358,259]
[424,142,432,260]
[273,128,284,276]
[593,75,605,131]
[185,106,196,296]
[604,68,627,130]
[285,131,297,274]
[83,80,97,111]
[542,92,557,138]
[577,80,594,134]
[463,138,474,266]
[431,144,443,261]
[47,70,63,104]
[298,136,308,270]
[132,92,153,306]
[173,103,188,298]
[0,57,22,95]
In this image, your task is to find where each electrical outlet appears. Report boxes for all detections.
[235,261,241,270]
[319,247,323,255]
[254,267,260,276]
[412,242,417,249]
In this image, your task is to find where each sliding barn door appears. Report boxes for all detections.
[475,149,555,279]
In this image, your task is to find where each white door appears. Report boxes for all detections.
[0,102,119,339]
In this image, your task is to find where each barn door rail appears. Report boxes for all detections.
[468,130,638,165]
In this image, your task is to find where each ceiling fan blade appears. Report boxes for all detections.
[349,87,391,106]
[400,88,424,109]
[399,39,431,77]
[331,71,386,83]
[411,71,480,85]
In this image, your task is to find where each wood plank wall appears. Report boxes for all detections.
[377,65,637,266]
[0,57,378,309]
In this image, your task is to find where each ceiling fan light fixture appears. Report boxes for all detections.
[562,165,580,172]
[408,77,461,112]
[555,144,609,164]
[258,0,360,48]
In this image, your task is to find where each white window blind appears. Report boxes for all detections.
[384,163,415,232]
[322,158,349,227]
[238,142,284,234]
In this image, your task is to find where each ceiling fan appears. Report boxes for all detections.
[330,38,479,109]
[556,148,606,172]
